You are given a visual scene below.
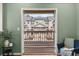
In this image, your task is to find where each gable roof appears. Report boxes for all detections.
[32,23,48,27]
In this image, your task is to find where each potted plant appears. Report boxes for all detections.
[0,30,13,47]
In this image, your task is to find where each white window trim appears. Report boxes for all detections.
[21,8,58,55]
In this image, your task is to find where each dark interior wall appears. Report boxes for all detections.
[3,3,76,53]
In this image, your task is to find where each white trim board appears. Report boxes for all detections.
[0,3,3,31]
[13,53,22,56]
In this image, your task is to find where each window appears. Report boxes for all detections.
[22,8,57,55]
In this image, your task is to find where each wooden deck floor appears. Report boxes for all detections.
[23,47,57,55]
